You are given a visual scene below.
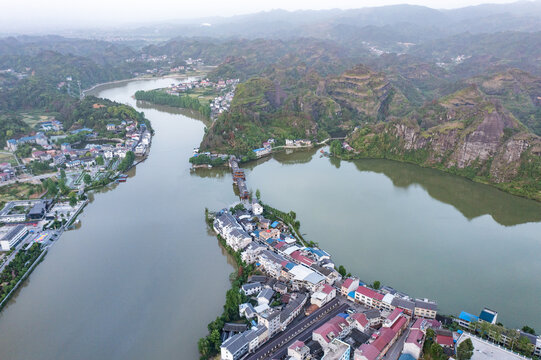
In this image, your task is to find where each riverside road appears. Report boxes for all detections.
[245,299,348,360]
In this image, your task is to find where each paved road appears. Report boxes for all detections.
[245,299,348,360]
[384,327,408,360]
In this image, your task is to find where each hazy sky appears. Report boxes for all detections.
[0,0,522,32]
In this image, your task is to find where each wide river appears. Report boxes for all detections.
[0,78,540,359]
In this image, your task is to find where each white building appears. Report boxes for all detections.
[0,225,28,251]
[213,212,252,251]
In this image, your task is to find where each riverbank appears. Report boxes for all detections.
[203,147,541,359]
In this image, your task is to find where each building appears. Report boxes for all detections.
[313,315,351,349]
[257,309,281,337]
[350,313,370,332]
[341,278,360,296]
[288,340,310,360]
[414,299,438,319]
[311,284,337,307]
[220,325,268,360]
[213,212,252,251]
[435,330,454,349]
[252,202,263,215]
[256,288,275,306]
[322,339,351,360]
[280,292,308,329]
[0,225,28,251]
[456,311,479,330]
[241,282,262,296]
[355,286,384,309]
[403,329,424,359]
[479,308,498,325]
[253,147,271,158]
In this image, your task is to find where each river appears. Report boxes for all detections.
[0,77,539,360]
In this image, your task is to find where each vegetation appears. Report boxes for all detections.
[457,338,474,360]
[189,154,227,167]
[198,223,255,359]
[0,243,43,305]
[423,329,446,360]
[134,90,211,119]
[117,151,135,172]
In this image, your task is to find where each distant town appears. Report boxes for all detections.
[202,156,541,360]
[0,108,152,309]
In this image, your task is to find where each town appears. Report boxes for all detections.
[204,157,541,360]
[164,77,239,120]
[0,110,152,309]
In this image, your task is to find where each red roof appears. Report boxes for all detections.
[288,340,305,350]
[321,284,334,295]
[436,334,454,347]
[356,286,384,301]
[406,329,424,348]
[313,316,348,343]
[391,316,407,332]
[274,241,286,249]
[290,250,315,266]
[372,328,396,352]
[357,344,380,360]
[342,278,354,289]
[387,308,403,323]
[351,313,369,327]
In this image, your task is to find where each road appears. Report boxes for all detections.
[245,299,349,360]
[384,328,408,360]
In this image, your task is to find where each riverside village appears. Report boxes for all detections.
[203,157,541,360]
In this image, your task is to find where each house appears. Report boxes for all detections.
[350,313,370,332]
[213,212,252,251]
[241,242,266,264]
[313,315,351,349]
[414,299,437,319]
[288,340,310,360]
[241,282,262,296]
[252,202,263,215]
[61,143,72,152]
[391,297,416,316]
[253,147,271,158]
[220,325,268,360]
[239,303,257,319]
[311,284,336,307]
[479,308,498,324]
[322,339,351,360]
[257,309,281,336]
[383,308,404,328]
[435,330,454,349]
[355,286,384,309]
[456,311,479,330]
[403,329,424,359]
[280,292,308,329]
[256,288,275,306]
[341,278,360,296]
[106,124,116,131]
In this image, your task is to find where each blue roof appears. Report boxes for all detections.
[457,330,463,334]
[285,262,295,270]
[7,139,16,144]
[306,248,329,258]
[255,262,260,266]
[479,310,496,323]
[337,313,349,319]
[399,354,415,360]
[459,311,479,323]
[253,148,265,152]
[271,221,279,228]
[348,290,356,298]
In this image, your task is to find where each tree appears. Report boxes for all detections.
[95,156,104,166]
[457,338,474,360]
[522,326,536,335]
[60,169,66,179]
[337,265,347,277]
[255,189,261,200]
[430,342,444,360]
[373,281,381,290]
[83,173,92,185]
[198,337,211,358]
[69,193,77,206]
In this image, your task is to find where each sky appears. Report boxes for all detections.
[0,0,523,33]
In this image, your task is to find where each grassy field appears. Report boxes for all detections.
[0,182,45,209]
[0,152,17,166]
[20,112,56,129]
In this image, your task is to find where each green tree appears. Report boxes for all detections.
[60,168,66,179]
[197,337,211,358]
[457,338,474,360]
[69,193,77,206]
[522,326,536,335]
[255,189,261,200]
[373,280,381,290]
[337,265,347,277]
[83,173,92,185]
[95,156,104,166]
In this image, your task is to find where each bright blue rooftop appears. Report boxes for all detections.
[271,221,279,228]
[479,310,496,323]
[459,311,479,323]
